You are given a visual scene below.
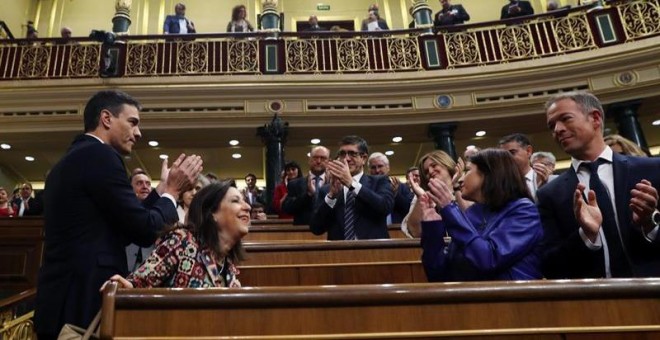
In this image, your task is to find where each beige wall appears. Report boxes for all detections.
[0,0,35,39]
[9,0,582,38]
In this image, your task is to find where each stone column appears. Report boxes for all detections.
[260,0,281,36]
[429,123,458,161]
[610,100,650,155]
[411,0,434,35]
[257,114,288,212]
[113,0,132,35]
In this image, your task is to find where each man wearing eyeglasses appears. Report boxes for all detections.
[310,136,394,240]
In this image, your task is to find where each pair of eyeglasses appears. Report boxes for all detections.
[337,150,362,158]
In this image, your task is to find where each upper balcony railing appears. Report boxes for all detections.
[0,0,657,81]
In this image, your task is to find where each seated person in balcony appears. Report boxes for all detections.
[310,136,394,240]
[273,161,302,219]
[434,0,470,27]
[305,15,324,31]
[421,148,543,281]
[105,180,250,288]
[546,0,571,12]
[0,187,15,217]
[363,10,390,31]
[500,0,534,19]
[401,150,467,238]
[227,5,254,33]
[163,3,196,34]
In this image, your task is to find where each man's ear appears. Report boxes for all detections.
[99,109,113,129]
[588,109,605,130]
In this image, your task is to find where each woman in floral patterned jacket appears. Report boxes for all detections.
[106,180,251,288]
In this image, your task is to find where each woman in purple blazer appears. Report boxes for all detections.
[420,148,543,281]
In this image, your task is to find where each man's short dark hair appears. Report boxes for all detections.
[406,166,419,175]
[245,173,257,181]
[83,90,141,133]
[498,133,531,148]
[339,135,369,155]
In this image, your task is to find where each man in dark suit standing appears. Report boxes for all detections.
[310,136,394,240]
[163,3,196,34]
[538,91,660,279]
[282,146,330,225]
[11,182,42,216]
[434,0,470,27]
[500,0,535,19]
[34,90,202,340]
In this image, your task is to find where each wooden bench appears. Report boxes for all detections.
[100,279,660,339]
[242,239,421,266]
[238,261,427,286]
[244,224,407,241]
[0,218,43,294]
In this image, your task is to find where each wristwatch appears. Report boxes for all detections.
[651,210,660,226]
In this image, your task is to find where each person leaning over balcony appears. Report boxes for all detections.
[421,148,543,281]
[227,5,254,33]
[163,3,196,34]
[538,91,660,279]
[500,0,534,19]
[104,180,250,289]
[434,0,470,27]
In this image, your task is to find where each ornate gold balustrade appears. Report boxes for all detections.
[0,289,36,340]
[0,0,657,80]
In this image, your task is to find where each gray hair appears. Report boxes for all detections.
[531,151,556,165]
[368,152,389,165]
[544,91,604,117]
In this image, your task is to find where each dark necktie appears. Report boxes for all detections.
[344,190,357,240]
[313,177,321,200]
[584,159,631,277]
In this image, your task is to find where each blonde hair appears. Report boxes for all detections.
[604,134,647,157]
[418,150,456,190]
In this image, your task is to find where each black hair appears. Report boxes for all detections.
[83,90,141,132]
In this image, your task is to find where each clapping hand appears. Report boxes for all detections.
[99,274,133,292]
[573,183,602,242]
[533,162,552,187]
[427,178,454,209]
[630,179,659,231]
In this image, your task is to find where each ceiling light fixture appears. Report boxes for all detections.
[25,156,35,162]
[229,140,240,146]
[475,130,486,137]
[466,145,476,150]
[392,136,403,143]
[310,138,321,145]
[0,143,10,150]
[385,150,394,156]
[159,154,168,160]
[653,119,660,126]
[232,153,242,159]
[148,140,159,147]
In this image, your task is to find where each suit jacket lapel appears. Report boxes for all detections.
[612,154,631,243]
